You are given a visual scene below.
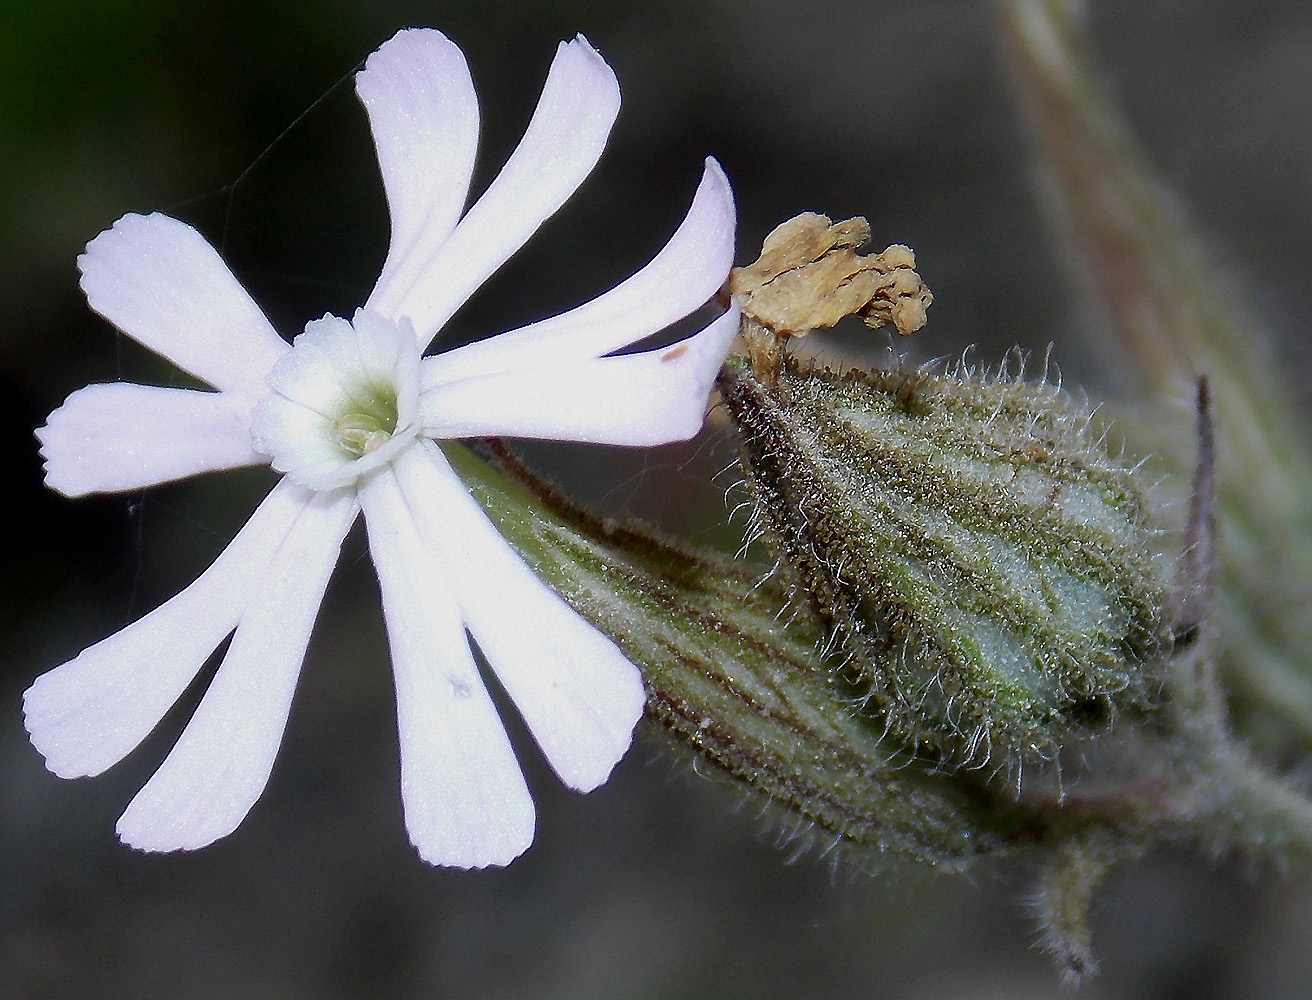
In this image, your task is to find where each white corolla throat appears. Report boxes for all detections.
[252,309,423,491]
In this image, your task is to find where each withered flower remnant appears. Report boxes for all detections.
[729,213,933,382]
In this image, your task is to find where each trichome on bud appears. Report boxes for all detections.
[720,345,1172,775]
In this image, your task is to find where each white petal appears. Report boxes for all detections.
[420,300,740,445]
[394,443,644,792]
[368,35,621,346]
[358,30,479,327]
[37,383,264,497]
[360,468,535,868]
[424,159,736,383]
[78,213,289,398]
[116,489,358,852]
[23,480,311,779]
[258,311,420,420]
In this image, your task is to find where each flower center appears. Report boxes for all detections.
[334,387,399,456]
[251,309,422,492]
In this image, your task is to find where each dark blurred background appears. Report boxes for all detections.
[5,2,1312,997]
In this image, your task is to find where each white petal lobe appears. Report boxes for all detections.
[78,213,288,398]
[394,443,644,792]
[115,489,358,852]
[420,300,740,445]
[38,383,264,496]
[424,158,737,383]
[369,35,621,346]
[358,29,480,331]
[361,469,535,868]
[23,480,311,779]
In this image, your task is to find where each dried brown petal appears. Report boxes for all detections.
[730,213,934,381]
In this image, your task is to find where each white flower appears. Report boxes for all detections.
[25,28,738,868]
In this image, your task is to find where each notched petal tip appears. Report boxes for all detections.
[555,31,620,117]
[116,802,234,854]
[563,32,608,67]
[22,677,90,780]
[37,384,264,497]
[701,156,736,238]
[504,638,644,796]
[75,211,288,399]
[35,416,75,499]
[37,391,118,499]
[357,26,474,130]
[555,660,645,794]
[404,787,537,866]
[76,211,154,281]
[366,25,457,62]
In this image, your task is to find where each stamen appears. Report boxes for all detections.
[336,413,393,455]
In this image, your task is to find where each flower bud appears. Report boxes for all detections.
[719,355,1173,770]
